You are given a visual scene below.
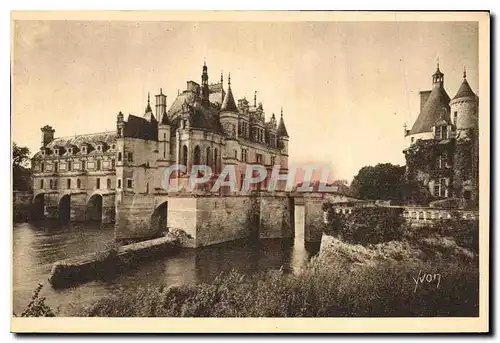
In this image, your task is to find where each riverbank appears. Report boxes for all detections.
[20,229,477,317]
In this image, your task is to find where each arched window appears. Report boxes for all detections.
[214,148,218,173]
[107,178,111,189]
[182,145,188,167]
[77,179,81,189]
[206,147,212,169]
[193,145,201,165]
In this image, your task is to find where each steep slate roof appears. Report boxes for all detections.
[47,131,117,149]
[124,114,158,141]
[409,86,451,135]
[453,78,476,100]
[221,86,238,112]
[277,116,289,137]
[167,89,224,134]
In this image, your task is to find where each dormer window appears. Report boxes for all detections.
[97,145,101,152]
[111,144,116,150]
[54,148,59,156]
[82,146,87,154]
[435,125,448,140]
[68,147,73,155]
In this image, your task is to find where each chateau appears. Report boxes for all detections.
[30,62,300,245]
[404,63,479,208]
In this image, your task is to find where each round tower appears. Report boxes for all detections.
[450,68,478,139]
[219,73,239,139]
[277,107,289,172]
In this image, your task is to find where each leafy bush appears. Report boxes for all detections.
[68,241,478,318]
[15,283,56,317]
[324,206,405,245]
[433,212,479,253]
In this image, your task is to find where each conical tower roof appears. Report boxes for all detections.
[220,73,238,112]
[453,75,476,100]
[409,86,450,135]
[277,108,289,138]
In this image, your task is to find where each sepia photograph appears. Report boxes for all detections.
[10,11,490,333]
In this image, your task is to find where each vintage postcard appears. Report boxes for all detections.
[11,11,490,333]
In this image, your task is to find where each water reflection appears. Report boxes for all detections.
[13,217,319,316]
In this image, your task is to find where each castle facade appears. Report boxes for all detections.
[31,62,290,227]
[403,63,479,208]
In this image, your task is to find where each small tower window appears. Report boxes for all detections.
[54,162,58,172]
[40,179,44,189]
[81,161,86,170]
[111,159,115,169]
[67,162,72,171]
[77,179,81,189]
[453,111,458,125]
[96,159,101,170]
[82,146,87,154]
[127,152,133,162]
[117,179,122,189]
[96,178,101,189]
[41,163,45,172]
[54,148,59,156]
[107,178,111,189]
[68,148,72,155]
[118,152,122,162]
[67,178,71,189]
[112,144,116,150]
[97,145,101,151]
[49,180,53,189]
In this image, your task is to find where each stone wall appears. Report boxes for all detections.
[259,193,293,239]
[115,193,157,241]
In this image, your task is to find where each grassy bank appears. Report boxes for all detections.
[19,210,479,317]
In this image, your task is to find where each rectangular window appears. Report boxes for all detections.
[40,179,44,189]
[453,111,458,125]
[256,153,262,164]
[111,159,115,169]
[54,162,58,172]
[41,163,45,172]
[127,152,133,162]
[234,150,238,159]
[117,179,122,188]
[271,156,276,165]
[441,125,448,139]
[81,161,86,170]
[67,179,71,189]
[96,178,101,189]
[96,159,101,170]
[440,178,447,197]
[54,179,58,189]
[126,179,133,189]
[67,162,72,171]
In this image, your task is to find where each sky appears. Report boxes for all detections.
[12,20,478,181]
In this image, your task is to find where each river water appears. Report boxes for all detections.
[13,205,319,315]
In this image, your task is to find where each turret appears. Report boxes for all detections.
[157,89,171,161]
[277,107,289,170]
[155,88,167,119]
[40,125,55,147]
[450,67,478,139]
[201,61,210,106]
[432,59,444,89]
[219,73,239,138]
[116,111,125,137]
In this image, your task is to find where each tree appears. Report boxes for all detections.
[350,163,405,201]
[13,142,32,191]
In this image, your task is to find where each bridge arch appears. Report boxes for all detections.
[86,193,103,222]
[32,193,45,220]
[150,201,168,236]
[58,194,71,222]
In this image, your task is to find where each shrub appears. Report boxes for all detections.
[324,206,405,245]
[433,212,479,253]
[15,283,56,317]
